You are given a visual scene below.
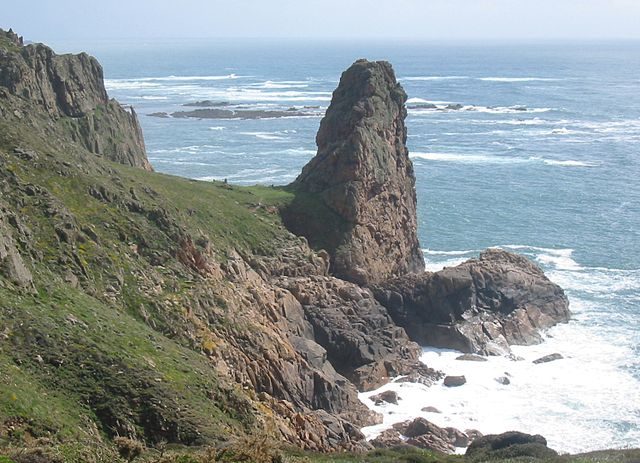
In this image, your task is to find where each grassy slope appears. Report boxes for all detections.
[0,101,299,460]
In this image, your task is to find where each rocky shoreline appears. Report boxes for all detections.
[0,28,599,462]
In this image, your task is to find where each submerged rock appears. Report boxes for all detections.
[421,406,441,413]
[456,353,488,362]
[182,100,230,107]
[285,59,424,285]
[167,107,315,120]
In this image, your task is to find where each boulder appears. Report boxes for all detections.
[444,375,466,387]
[370,428,404,448]
[370,390,399,405]
[466,431,558,460]
[285,59,424,285]
[393,418,469,453]
[374,249,570,354]
[533,353,564,364]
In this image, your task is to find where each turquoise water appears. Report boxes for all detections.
[56,39,640,451]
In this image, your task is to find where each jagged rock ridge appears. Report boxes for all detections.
[0,28,151,170]
[287,59,424,285]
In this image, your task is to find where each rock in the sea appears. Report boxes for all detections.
[370,390,400,405]
[466,431,558,460]
[443,375,466,387]
[374,248,570,354]
[533,353,564,364]
[421,406,441,413]
[456,353,488,362]
[285,59,424,285]
[168,107,315,119]
[495,376,511,385]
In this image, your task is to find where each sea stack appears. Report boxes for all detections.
[287,59,424,285]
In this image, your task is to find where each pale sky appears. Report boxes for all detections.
[3,0,640,42]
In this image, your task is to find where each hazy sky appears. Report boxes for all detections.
[3,0,640,42]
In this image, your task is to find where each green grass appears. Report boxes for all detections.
[0,280,252,447]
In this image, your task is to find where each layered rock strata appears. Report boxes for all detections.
[286,59,424,285]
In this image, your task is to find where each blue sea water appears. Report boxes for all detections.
[54,39,640,452]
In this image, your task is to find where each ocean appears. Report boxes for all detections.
[54,38,640,453]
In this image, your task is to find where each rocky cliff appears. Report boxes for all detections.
[0,28,151,170]
[286,59,424,285]
[0,32,576,463]
[0,32,440,458]
[284,59,569,356]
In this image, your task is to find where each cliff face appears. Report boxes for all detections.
[0,28,151,170]
[288,59,424,285]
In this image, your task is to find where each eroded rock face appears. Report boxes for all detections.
[274,273,440,392]
[0,43,108,118]
[286,59,424,285]
[374,249,570,354]
[0,200,34,291]
[0,28,151,171]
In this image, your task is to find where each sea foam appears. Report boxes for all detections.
[361,246,640,453]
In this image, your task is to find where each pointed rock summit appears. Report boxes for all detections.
[289,59,424,285]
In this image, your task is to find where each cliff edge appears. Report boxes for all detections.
[0,28,151,170]
[286,59,424,285]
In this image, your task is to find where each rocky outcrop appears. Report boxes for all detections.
[274,273,439,391]
[371,418,474,453]
[285,59,424,285]
[466,431,557,460]
[374,249,570,355]
[0,28,151,171]
[0,200,34,291]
